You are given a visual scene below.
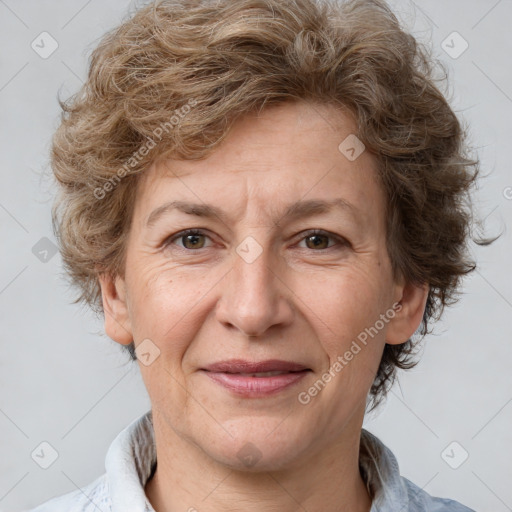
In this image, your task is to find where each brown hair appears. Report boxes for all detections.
[50,0,492,412]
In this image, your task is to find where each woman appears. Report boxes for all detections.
[30,0,484,510]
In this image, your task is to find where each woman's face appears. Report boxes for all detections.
[101,100,424,470]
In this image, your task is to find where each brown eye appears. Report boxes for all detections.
[296,229,349,251]
[304,233,330,250]
[165,229,212,250]
[181,233,206,249]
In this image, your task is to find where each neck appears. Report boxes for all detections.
[145,412,372,512]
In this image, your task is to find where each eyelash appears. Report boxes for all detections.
[163,228,349,252]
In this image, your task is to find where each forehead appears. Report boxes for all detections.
[133,101,384,228]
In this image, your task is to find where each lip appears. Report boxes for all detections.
[201,359,311,397]
[203,359,310,373]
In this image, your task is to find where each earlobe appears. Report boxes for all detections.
[386,281,429,345]
[98,272,133,345]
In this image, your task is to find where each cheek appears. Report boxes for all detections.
[130,272,175,332]
[298,271,389,423]
[126,261,220,358]
[298,266,390,352]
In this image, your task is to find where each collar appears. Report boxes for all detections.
[104,410,409,511]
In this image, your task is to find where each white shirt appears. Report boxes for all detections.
[27,410,476,512]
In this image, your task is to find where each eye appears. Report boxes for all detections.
[163,228,349,252]
[165,229,213,250]
[296,229,347,250]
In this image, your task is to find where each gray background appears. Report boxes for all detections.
[0,1,511,511]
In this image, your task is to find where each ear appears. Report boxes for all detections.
[386,280,429,345]
[98,272,133,345]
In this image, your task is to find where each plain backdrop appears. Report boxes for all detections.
[0,1,511,511]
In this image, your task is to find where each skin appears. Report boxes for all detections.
[99,100,428,512]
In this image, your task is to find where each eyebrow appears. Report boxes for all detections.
[145,198,360,229]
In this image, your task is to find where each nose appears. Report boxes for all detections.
[215,241,294,338]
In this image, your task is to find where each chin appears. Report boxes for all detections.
[197,416,313,472]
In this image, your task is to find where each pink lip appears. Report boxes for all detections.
[201,359,311,397]
[203,359,309,373]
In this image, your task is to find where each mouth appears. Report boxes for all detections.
[201,359,312,397]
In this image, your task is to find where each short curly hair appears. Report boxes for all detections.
[50,0,490,412]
